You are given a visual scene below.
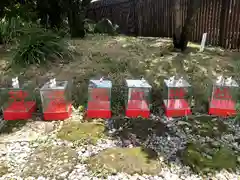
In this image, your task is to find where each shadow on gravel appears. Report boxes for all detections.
[106,117,169,160]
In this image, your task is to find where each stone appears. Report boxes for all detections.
[20,145,78,178]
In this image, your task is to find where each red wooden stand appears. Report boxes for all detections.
[43,101,72,120]
[3,101,37,120]
[163,99,191,117]
[126,100,150,118]
[209,99,236,117]
[87,101,111,118]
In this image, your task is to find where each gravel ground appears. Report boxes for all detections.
[0,115,239,180]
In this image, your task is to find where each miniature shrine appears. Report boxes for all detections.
[163,76,192,117]
[40,78,72,120]
[209,76,239,117]
[125,78,151,118]
[0,77,37,120]
[86,77,112,118]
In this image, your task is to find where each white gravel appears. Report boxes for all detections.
[0,116,239,180]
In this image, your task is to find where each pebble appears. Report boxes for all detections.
[0,115,239,180]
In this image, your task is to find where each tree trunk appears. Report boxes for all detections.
[36,0,49,28]
[67,0,91,38]
[68,11,85,38]
[48,0,64,29]
[173,0,181,48]
[0,32,3,44]
[173,0,201,51]
[37,0,64,29]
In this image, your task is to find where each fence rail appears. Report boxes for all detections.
[87,0,240,49]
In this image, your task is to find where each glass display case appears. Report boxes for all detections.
[163,76,192,117]
[0,77,37,120]
[125,78,151,118]
[209,76,239,117]
[40,78,72,120]
[86,77,112,118]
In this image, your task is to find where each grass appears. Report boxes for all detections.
[87,147,161,177]
[56,121,106,145]
[0,34,239,115]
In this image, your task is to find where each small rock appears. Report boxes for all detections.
[237,156,240,163]
[59,171,68,178]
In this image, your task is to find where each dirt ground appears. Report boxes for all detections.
[0,35,239,114]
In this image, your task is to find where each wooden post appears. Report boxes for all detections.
[199,33,207,52]
[219,0,231,48]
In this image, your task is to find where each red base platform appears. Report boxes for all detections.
[43,102,72,120]
[209,99,236,117]
[87,101,111,118]
[126,100,150,118]
[3,101,37,120]
[163,99,191,117]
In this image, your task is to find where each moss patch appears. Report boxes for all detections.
[0,163,9,176]
[21,145,78,178]
[0,120,27,134]
[87,147,161,177]
[57,121,106,145]
[178,116,229,137]
[181,142,238,173]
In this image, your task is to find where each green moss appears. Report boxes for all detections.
[0,120,27,134]
[181,142,237,173]
[21,145,78,178]
[179,116,229,137]
[87,147,161,177]
[211,147,237,170]
[57,121,106,145]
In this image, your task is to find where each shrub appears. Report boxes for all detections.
[0,17,30,44]
[94,18,120,35]
[12,26,74,65]
[235,101,240,124]
[84,19,96,34]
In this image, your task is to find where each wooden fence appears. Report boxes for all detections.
[87,0,240,49]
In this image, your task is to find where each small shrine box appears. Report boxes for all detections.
[86,78,112,118]
[0,77,37,120]
[163,76,191,117]
[40,79,72,120]
[125,78,151,118]
[209,76,239,117]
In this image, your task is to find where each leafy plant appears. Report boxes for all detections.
[84,19,96,34]
[12,26,74,65]
[0,17,29,44]
[94,18,120,35]
[235,101,240,124]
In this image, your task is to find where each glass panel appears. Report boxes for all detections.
[211,86,236,100]
[212,86,230,100]
[40,89,69,113]
[127,87,150,110]
[89,88,110,101]
[40,80,71,113]
[210,85,239,110]
[87,87,111,110]
[0,84,36,113]
[163,85,191,110]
